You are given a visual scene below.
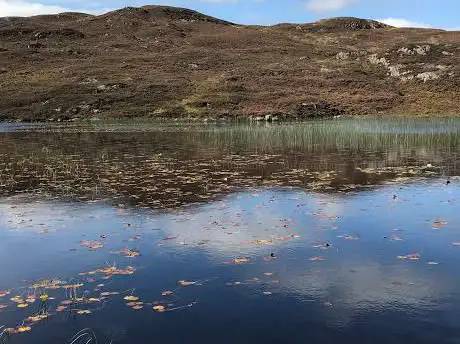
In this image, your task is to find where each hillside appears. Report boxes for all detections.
[0,5,459,121]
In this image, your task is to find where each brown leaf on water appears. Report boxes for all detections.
[6,325,32,334]
[232,257,250,264]
[309,256,325,262]
[178,280,196,286]
[4,325,32,334]
[119,249,141,258]
[123,296,139,302]
[60,300,74,305]
[277,234,300,242]
[338,234,359,240]
[17,303,29,308]
[10,296,24,303]
[63,284,84,289]
[31,280,63,290]
[153,305,166,312]
[79,265,136,277]
[244,239,273,245]
[25,296,36,303]
[17,325,32,333]
[86,298,101,303]
[26,313,49,323]
[398,253,421,260]
[432,220,447,229]
[80,240,104,250]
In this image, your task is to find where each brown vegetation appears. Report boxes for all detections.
[0,5,459,121]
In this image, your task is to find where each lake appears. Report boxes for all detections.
[1,119,460,344]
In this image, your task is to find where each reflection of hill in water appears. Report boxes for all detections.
[0,120,459,209]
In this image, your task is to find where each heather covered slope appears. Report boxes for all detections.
[0,5,459,121]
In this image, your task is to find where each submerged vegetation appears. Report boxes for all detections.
[0,119,459,209]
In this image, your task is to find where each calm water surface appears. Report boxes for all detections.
[0,119,460,344]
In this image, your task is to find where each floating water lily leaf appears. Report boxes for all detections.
[63,284,84,289]
[123,296,139,301]
[10,296,24,303]
[398,253,421,260]
[32,280,63,290]
[338,234,359,240]
[153,305,166,312]
[277,234,299,242]
[309,256,325,261]
[80,265,136,277]
[86,298,101,303]
[80,240,104,250]
[126,302,144,307]
[178,280,196,286]
[17,326,32,333]
[60,300,73,305]
[432,220,447,229]
[132,305,144,310]
[26,296,36,303]
[232,257,250,264]
[119,249,141,258]
[26,313,49,323]
[3,325,32,334]
[244,239,273,245]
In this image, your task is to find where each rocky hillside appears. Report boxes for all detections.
[0,5,459,121]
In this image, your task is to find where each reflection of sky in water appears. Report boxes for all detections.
[1,181,460,343]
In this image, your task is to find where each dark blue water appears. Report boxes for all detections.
[1,180,460,343]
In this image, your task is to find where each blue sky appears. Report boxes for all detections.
[1,0,459,29]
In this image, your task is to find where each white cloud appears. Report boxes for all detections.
[378,17,433,28]
[306,0,359,12]
[0,0,71,16]
[0,0,111,17]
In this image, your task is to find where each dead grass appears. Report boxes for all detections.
[0,5,459,121]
